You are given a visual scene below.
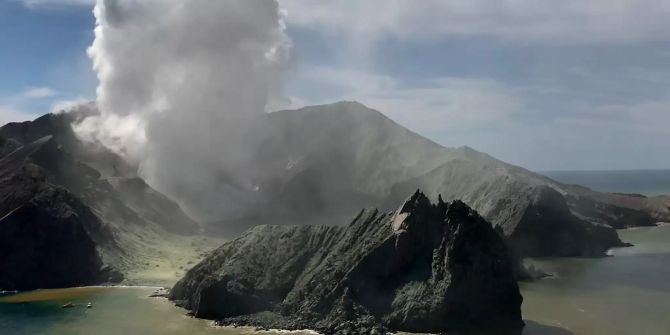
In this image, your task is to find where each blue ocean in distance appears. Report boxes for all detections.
[541,169,670,196]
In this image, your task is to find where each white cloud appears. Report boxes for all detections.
[0,106,34,125]
[583,98,670,134]
[486,96,670,170]
[292,66,522,135]
[282,0,670,44]
[22,87,57,98]
[50,97,90,113]
[28,0,670,44]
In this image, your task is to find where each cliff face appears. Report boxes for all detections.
[171,191,523,334]
[0,109,200,289]
[507,186,627,257]
[0,160,121,290]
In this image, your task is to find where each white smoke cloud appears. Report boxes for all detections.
[75,0,292,220]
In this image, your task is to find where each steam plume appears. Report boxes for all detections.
[76,0,292,220]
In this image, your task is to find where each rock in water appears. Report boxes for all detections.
[170,190,523,334]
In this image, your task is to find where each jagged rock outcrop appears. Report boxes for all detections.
[171,191,524,334]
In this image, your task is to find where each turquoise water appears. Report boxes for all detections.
[541,169,670,196]
[2,226,670,335]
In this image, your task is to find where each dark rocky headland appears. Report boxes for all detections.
[170,191,524,334]
[0,107,202,291]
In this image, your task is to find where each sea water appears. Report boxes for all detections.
[541,169,670,196]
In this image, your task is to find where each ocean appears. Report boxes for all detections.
[541,169,670,196]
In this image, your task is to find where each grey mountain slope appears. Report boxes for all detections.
[262,101,456,195]
[0,110,198,234]
[384,152,627,256]
[217,102,506,231]
[0,109,203,289]
[226,101,664,256]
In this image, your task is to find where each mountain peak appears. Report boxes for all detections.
[328,100,375,112]
[278,100,387,120]
[397,189,431,214]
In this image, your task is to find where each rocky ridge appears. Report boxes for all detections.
[170,191,524,334]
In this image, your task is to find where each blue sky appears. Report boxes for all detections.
[0,0,95,117]
[1,0,670,171]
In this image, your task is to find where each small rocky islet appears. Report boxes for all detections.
[170,191,524,334]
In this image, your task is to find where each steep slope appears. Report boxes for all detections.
[0,110,199,235]
[261,101,455,196]
[0,198,118,291]
[171,191,523,334]
[208,102,460,233]
[384,150,629,256]
[0,139,122,290]
[0,135,20,157]
[0,109,209,288]
[217,101,657,256]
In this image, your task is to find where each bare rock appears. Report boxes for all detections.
[170,190,523,334]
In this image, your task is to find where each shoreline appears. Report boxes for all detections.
[0,285,167,303]
[2,284,167,294]
[211,323,320,335]
[616,222,670,231]
[1,286,323,335]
